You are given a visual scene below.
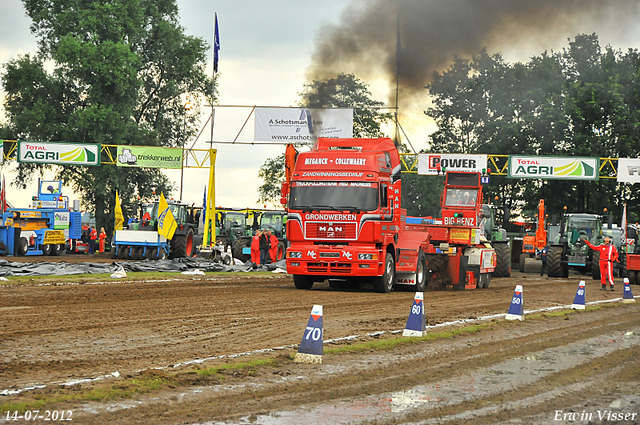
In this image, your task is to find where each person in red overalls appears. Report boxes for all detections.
[268,230,279,263]
[89,226,98,254]
[584,236,618,291]
[98,227,107,253]
[250,229,261,266]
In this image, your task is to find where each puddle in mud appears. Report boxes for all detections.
[203,329,639,425]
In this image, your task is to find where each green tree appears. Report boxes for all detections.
[257,73,391,205]
[2,0,215,234]
[426,34,640,220]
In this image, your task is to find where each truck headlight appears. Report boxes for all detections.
[358,253,378,260]
[287,251,302,258]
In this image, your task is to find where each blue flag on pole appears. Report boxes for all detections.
[214,13,220,73]
[202,185,207,224]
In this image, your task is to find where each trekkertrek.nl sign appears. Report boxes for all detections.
[116,146,182,169]
[508,156,600,181]
[18,141,100,166]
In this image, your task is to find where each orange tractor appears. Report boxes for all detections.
[519,199,547,272]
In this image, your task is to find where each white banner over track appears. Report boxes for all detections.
[254,108,353,143]
[417,154,488,175]
[617,158,640,183]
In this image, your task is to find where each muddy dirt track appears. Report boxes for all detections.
[1,268,639,424]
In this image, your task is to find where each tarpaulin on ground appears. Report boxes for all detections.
[0,258,286,277]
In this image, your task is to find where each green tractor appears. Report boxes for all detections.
[546,212,604,278]
[480,204,512,277]
[214,210,254,260]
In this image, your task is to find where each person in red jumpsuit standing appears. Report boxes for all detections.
[98,227,107,253]
[250,229,261,266]
[584,236,618,291]
[268,230,279,263]
[89,226,98,254]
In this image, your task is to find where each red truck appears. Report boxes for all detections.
[283,137,495,293]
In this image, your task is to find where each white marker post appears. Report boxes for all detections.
[505,285,524,321]
[622,278,636,304]
[402,292,425,337]
[293,305,323,364]
[571,280,586,310]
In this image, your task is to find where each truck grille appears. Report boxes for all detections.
[305,222,357,240]
[307,262,353,273]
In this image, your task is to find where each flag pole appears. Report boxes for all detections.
[394,14,400,146]
[210,13,219,149]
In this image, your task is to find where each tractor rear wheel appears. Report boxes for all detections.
[519,254,526,273]
[592,251,601,280]
[276,241,286,261]
[233,239,251,262]
[493,243,511,277]
[171,229,194,258]
[547,246,564,277]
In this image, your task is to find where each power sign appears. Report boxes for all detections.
[417,154,488,175]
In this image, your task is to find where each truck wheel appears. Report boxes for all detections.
[628,270,636,285]
[149,248,157,260]
[42,244,52,256]
[373,253,395,293]
[111,247,117,259]
[118,246,127,259]
[126,246,135,260]
[136,247,146,260]
[493,243,511,277]
[518,253,526,273]
[50,244,60,256]
[293,274,314,290]
[157,248,167,260]
[591,251,600,280]
[547,246,564,277]
[481,272,491,288]
[17,237,28,256]
[415,251,428,291]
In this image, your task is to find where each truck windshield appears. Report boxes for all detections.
[290,181,378,212]
[445,188,478,207]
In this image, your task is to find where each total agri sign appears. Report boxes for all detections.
[18,141,101,166]
[508,156,599,181]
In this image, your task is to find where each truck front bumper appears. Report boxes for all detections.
[286,244,383,277]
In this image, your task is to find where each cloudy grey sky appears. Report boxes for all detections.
[2,0,640,210]
[0,0,346,209]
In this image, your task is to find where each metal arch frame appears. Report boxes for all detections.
[399,153,621,179]
[0,140,624,178]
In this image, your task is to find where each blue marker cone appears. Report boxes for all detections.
[622,278,636,304]
[403,292,425,337]
[505,285,524,321]
[293,305,323,364]
[571,280,586,310]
